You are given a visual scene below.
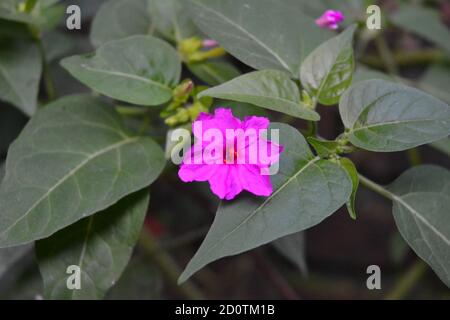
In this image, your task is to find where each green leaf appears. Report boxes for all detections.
[188,0,331,77]
[36,190,149,300]
[430,138,450,157]
[0,39,41,116]
[179,123,352,282]
[420,65,450,104]
[90,0,152,48]
[199,70,320,121]
[272,232,307,276]
[187,61,240,86]
[0,161,4,183]
[389,165,450,287]
[307,137,340,158]
[339,157,359,220]
[148,0,198,42]
[300,24,356,106]
[339,79,450,152]
[212,100,270,119]
[391,5,450,53]
[61,35,181,106]
[0,95,165,248]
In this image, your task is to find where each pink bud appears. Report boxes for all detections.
[315,10,345,30]
[202,39,219,48]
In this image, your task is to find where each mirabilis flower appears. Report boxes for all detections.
[315,10,345,30]
[178,108,283,200]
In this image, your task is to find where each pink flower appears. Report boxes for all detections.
[202,39,219,48]
[315,10,345,30]
[178,108,283,200]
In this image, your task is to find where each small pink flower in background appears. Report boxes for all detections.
[178,108,283,200]
[315,10,345,30]
[202,39,219,49]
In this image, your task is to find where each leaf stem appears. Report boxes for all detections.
[358,174,394,201]
[139,230,205,299]
[407,148,422,166]
[385,260,428,300]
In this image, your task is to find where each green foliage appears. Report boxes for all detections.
[36,191,149,299]
[340,79,450,152]
[300,24,356,106]
[0,39,41,116]
[389,166,450,287]
[199,70,320,120]
[188,0,331,77]
[61,36,181,106]
[0,0,450,299]
[0,95,165,247]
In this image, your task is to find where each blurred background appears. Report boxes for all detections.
[1,0,450,299]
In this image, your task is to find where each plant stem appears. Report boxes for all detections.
[385,260,428,300]
[358,174,395,201]
[37,40,56,102]
[407,148,422,166]
[139,230,205,299]
[361,49,447,69]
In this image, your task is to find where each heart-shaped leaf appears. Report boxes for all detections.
[0,95,165,248]
[0,39,41,116]
[36,190,149,300]
[300,24,356,106]
[179,123,351,282]
[339,79,450,152]
[389,165,450,288]
[90,0,152,47]
[188,0,330,77]
[61,35,181,106]
[199,70,320,120]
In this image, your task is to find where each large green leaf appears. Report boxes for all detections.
[391,5,450,53]
[148,0,198,42]
[0,39,41,116]
[188,0,331,77]
[61,35,181,106]
[389,165,450,288]
[90,0,152,47]
[187,61,240,86]
[339,79,450,152]
[199,70,320,120]
[0,95,165,248]
[300,24,356,106]
[36,190,149,300]
[0,0,34,23]
[179,123,352,282]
